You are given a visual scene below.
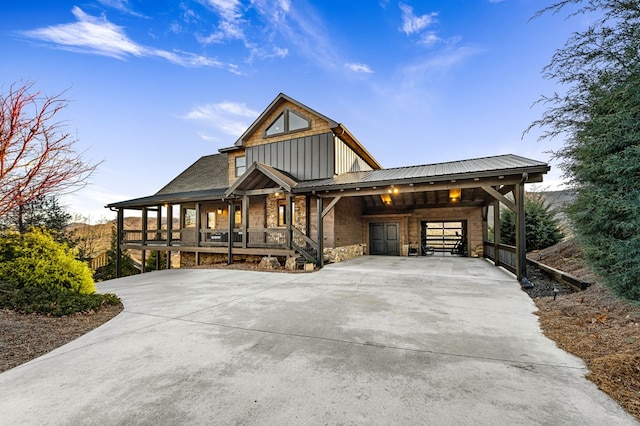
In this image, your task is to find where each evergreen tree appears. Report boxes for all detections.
[531,1,640,300]
[500,193,565,251]
[0,196,73,244]
[145,251,167,271]
[94,225,139,281]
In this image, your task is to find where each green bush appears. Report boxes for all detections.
[0,228,95,294]
[500,192,565,251]
[0,280,120,316]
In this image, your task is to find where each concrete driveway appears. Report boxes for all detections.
[0,256,635,425]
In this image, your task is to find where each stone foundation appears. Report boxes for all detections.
[323,244,365,264]
[180,252,265,268]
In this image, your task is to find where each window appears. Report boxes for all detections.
[234,205,242,226]
[183,208,196,228]
[278,199,295,226]
[264,108,310,137]
[235,156,246,177]
[206,212,216,230]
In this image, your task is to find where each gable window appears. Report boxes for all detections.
[235,156,246,177]
[264,108,310,137]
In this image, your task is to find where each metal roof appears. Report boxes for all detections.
[294,154,549,191]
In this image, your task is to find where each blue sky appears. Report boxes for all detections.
[1,1,584,221]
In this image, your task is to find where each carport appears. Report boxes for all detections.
[298,154,549,281]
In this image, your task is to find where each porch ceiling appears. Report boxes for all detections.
[360,186,506,210]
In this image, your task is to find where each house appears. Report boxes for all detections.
[107,93,550,280]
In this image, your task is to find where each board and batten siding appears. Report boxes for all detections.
[334,137,373,175]
[246,132,335,180]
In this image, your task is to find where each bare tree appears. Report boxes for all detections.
[0,81,97,217]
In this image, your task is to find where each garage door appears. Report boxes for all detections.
[421,221,466,254]
[369,223,399,256]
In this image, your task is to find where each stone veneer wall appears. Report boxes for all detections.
[180,252,267,267]
[323,243,365,264]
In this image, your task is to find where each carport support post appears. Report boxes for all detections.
[493,197,501,268]
[515,183,526,281]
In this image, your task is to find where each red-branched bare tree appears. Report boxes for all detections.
[0,81,97,217]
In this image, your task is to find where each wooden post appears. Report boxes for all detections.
[285,193,292,249]
[195,202,201,266]
[156,207,161,270]
[166,204,172,270]
[116,208,123,278]
[515,183,527,281]
[317,196,323,267]
[242,195,249,249]
[227,202,234,265]
[493,196,501,267]
[141,207,147,273]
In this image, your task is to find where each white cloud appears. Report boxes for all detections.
[345,63,374,73]
[21,7,237,71]
[419,32,441,46]
[183,101,259,137]
[399,3,437,35]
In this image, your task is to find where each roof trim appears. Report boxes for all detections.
[234,93,339,147]
[225,162,299,197]
[106,188,228,209]
[333,124,383,170]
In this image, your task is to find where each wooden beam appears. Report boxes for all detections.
[166,204,172,270]
[515,183,527,281]
[493,198,501,268]
[285,193,292,249]
[321,196,342,218]
[317,196,324,267]
[227,203,234,265]
[242,195,249,249]
[312,177,525,199]
[481,185,516,212]
[141,207,147,273]
[116,208,123,278]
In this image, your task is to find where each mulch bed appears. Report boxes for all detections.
[0,304,122,373]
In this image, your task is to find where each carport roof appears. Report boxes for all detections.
[294,154,549,192]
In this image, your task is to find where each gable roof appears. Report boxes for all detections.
[233,93,338,147]
[293,154,549,192]
[225,162,299,197]
[156,154,228,195]
[227,93,383,170]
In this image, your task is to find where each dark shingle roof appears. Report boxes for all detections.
[156,154,228,195]
[294,154,549,191]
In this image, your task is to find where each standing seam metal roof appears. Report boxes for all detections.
[294,154,549,189]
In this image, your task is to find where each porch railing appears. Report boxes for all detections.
[483,241,516,274]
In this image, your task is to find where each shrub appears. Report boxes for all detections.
[0,228,95,294]
[500,192,565,251]
[0,280,120,316]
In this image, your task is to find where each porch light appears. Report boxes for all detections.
[217,207,223,214]
[449,188,462,202]
[380,194,392,205]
